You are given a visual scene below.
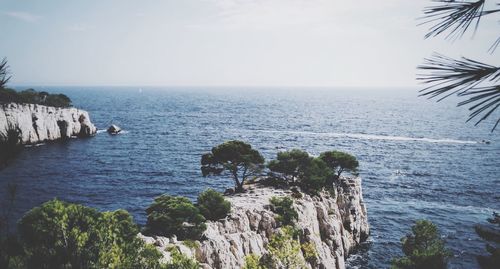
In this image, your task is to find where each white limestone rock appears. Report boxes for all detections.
[0,103,96,144]
[141,178,369,269]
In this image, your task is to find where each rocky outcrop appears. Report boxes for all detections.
[140,178,369,269]
[0,103,96,144]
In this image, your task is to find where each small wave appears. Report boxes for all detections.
[96,129,129,134]
[25,143,45,148]
[251,130,478,144]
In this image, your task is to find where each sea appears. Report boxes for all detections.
[0,87,498,269]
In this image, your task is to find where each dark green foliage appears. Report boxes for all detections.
[299,158,333,191]
[0,88,72,107]
[392,220,451,269]
[267,149,311,183]
[197,189,231,221]
[145,195,206,240]
[201,140,264,192]
[267,149,355,191]
[18,199,100,268]
[15,199,163,269]
[319,151,359,180]
[0,129,22,168]
[0,183,21,269]
[269,196,298,227]
[0,58,11,89]
[475,212,500,269]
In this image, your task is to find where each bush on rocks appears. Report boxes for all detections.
[197,188,231,221]
[144,195,206,240]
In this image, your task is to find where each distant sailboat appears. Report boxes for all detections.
[139,88,143,93]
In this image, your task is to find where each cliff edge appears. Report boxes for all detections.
[140,177,369,269]
[0,103,96,144]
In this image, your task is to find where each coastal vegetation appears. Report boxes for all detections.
[319,151,359,180]
[201,140,265,193]
[0,58,71,108]
[0,88,72,108]
[392,220,451,269]
[1,199,164,269]
[164,247,199,269]
[269,196,298,227]
[1,140,361,268]
[197,188,231,221]
[243,226,311,269]
[267,148,357,192]
[143,195,206,240]
[267,149,311,183]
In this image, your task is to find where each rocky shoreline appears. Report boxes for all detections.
[140,177,369,269]
[0,102,96,145]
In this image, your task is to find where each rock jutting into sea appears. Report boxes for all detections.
[0,102,97,144]
[140,177,369,269]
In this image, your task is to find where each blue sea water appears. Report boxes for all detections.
[0,87,498,268]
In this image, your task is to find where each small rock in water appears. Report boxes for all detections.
[107,124,122,134]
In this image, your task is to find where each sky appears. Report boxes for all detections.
[0,0,497,87]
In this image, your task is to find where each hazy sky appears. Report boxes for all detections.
[0,0,497,87]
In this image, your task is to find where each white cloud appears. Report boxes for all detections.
[3,11,41,23]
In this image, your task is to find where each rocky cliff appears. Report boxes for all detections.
[140,177,369,269]
[0,102,96,144]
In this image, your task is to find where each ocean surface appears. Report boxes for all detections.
[1,87,498,268]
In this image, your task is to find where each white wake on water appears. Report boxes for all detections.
[253,130,479,144]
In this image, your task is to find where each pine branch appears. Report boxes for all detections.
[419,0,500,41]
[418,53,500,131]
[0,57,12,88]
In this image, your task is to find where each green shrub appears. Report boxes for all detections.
[243,254,264,269]
[16,199,163,269]
[165,248,199,269]
[301,242,318,265]
[392,220,451,269]
[299,158,333,192]
[144,195,206,240]
[266,226,305,269]
[197,189,231,221]
[269,196,298,226]
[182,240,199,250]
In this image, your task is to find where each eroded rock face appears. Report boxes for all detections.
[0,103,97,144]
[141,178,369,269]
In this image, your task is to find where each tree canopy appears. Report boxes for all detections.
[267,149,311,182]
[7,199,164,269]
[201,140,264,192]
[0,88,72,107]
[144,195,206,240]
[319,151,359,179]
[392,220,451,269]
